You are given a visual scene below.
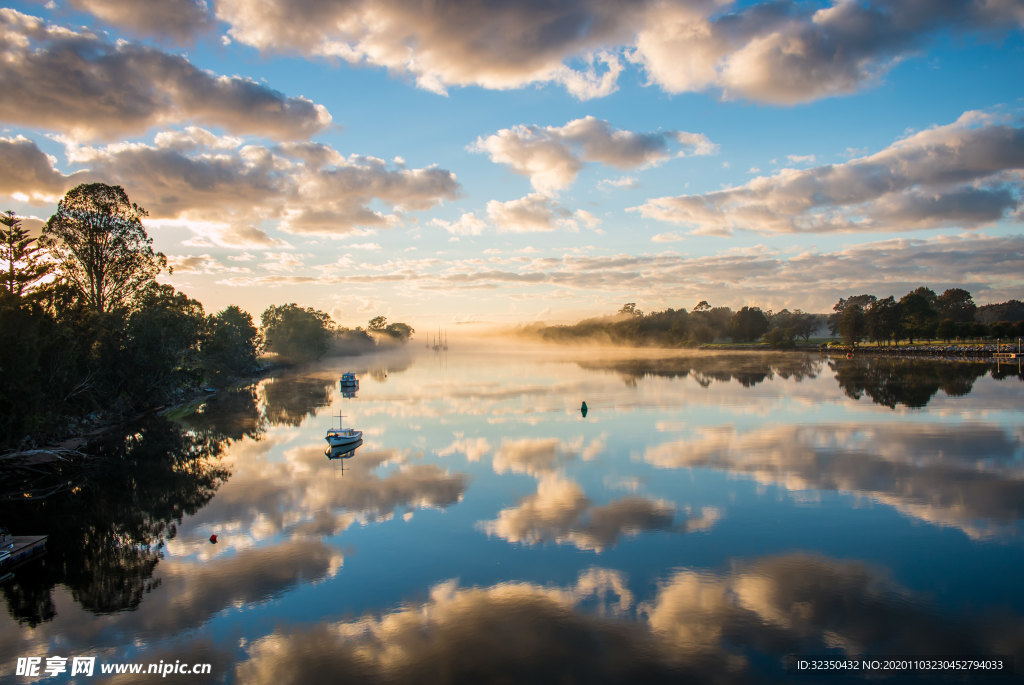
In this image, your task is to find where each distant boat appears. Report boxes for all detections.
[340,372,359,388]
[325,412,362,448]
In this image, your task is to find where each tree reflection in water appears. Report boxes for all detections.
[580,353,823,388]
[581,353,1022,408]
[830,358,1009,408]
[259,375,334,427]
[0,414,234,625]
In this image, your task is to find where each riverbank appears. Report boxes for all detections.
[819,342,1021,360]
[697,340,1022,360]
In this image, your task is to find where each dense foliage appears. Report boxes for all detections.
[1,187,416,448]
[0,188,262,449]
[531,302,823,348]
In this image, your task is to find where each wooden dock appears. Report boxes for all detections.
[0,535,47,566]
[993,353,1020,360]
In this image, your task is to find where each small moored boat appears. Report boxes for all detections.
[340,372,359,387]
[326,413,362,448]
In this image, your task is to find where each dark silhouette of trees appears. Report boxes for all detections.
[837,304,867,347]
[0,417,232,622]
[729,306,769,342]
[976,300,1024,325]
[42,184,166,313]
[937,288,977,323]
[898,290,938,344]
[865,296,899,346]
[203,305,262,384]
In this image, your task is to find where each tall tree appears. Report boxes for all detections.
[838,304,867,347]
[898,290,939,344]
[936,288,977,323]
[42,184,166,313]
[1,210,52,301]
[729,306,769,342]
[829,294,876,336]
[865,296,899,345]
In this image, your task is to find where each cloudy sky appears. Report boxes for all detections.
[1,0,1022,328]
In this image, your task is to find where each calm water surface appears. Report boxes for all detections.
[3,345,1023,683]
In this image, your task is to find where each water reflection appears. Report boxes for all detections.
[831,358,1002,408]
[326,439,364,476]
[260,375,334,427]
[645,422,1024,539]
[482,473,719,551]
[0,416,231,625]
[1,349,1021,682]
[580,352,824,388]
[235,552,1023,684]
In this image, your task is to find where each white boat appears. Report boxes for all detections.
[325,413,362,447]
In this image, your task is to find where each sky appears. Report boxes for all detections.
[1,0,1023,331]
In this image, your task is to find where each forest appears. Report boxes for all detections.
[528,292,1024,349]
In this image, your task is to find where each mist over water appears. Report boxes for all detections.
[2,346,1022,682]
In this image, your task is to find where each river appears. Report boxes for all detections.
[2,345,1022,683]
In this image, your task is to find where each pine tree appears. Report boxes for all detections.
[1,210,52,301]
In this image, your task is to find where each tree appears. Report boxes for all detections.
[120,284,207,404]
[203,306,261,383]
[693,300,711,312]
[384,322,414,341]
[898,290,938,344]
[838,304,866,347]
[619,303,642,317]
[829,294,876,336]
[1,210,52,301]
[936,319,957,342]
[42,183,166,313]
[865,296,899,346]
[262,303,334,361]
[936,288,976,323]
[791,310,820,342]
[368,315,388,331]
[729,306,769,342]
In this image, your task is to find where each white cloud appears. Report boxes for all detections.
[0,134,459,238]
[632,0,1024,104]
[0,9,331,141]
[215,0,646,100]
[634,111,1024,235]
[472,116,714,194]
[432,213,487,236]
[485,194,571,233]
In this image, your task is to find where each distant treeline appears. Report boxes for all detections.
[526,290,1024,349]
[0,184,412,450]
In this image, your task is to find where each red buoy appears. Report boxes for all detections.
[209,534,218,544]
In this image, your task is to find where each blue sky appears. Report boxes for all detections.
[1,0,1022,329]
